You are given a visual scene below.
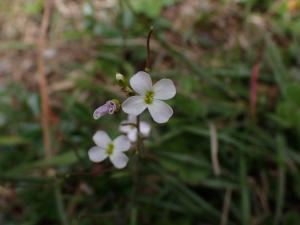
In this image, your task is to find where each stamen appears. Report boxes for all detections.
[144,90,154,104]
[106,143,114,155]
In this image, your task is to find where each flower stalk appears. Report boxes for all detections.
[132,27,154,224]
[145,26,153,72]
[136,115,141,154]
[136,27,153,155]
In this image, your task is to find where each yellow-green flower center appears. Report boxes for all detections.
[106,143,114,155]
[144,90,154,104]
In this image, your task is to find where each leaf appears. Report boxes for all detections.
[286,83,300,105]
[276,102,299,126]
[7,150,82,175]
[176,94,207,118]
[266,38,288,97]
[0,136,27,146]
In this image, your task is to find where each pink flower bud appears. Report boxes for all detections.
[93,100,118,119]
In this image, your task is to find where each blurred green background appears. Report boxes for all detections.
[1,0,300,224]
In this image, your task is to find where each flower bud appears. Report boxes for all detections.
[116,73,125,82]
[93,99,120,119]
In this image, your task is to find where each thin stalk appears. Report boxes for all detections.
[37,4,69,224]
[136,115,141,154]
[119,0,128,73]
[220,189,232,225]
[131,151,139,225]
[130,27,154,225]
[145,26,153,72]
[37,0,53,161]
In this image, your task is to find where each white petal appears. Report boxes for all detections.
[113,135,131,152]
[148,100,173,123]
[93,131,111,148]
[122,96,147,115]
[110,152,129,169]
[130,71,152,95]
[88,146,107,162]
[140,121,151,137]
[127,129,137,142]
[128,114,137,123]
[153,79,176,100]
[119,121,131,133]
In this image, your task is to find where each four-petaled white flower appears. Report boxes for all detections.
[122,71,176,123]
[88,131,130,169]
[119,115,151,142]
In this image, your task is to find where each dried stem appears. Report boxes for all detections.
[209,123,221,176]
[37,4,69,224]
[37,0,53,161]
[220,189,232,225]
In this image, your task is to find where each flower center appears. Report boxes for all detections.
[144,90,154,104]
[106,143,114,155]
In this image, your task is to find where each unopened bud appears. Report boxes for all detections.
[116,73,125,82]
[93,99,120,119]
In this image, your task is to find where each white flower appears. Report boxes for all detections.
[119,115,151,142]
[122,71,176,123]
[88,131,130,169]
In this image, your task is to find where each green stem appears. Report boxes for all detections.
[130,27,153,225]
[145,26,153,72]
[136,115,141,155]
[130,27,154,225]
[131,151,139,225]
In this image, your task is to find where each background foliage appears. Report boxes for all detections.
[1,0,300,224]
